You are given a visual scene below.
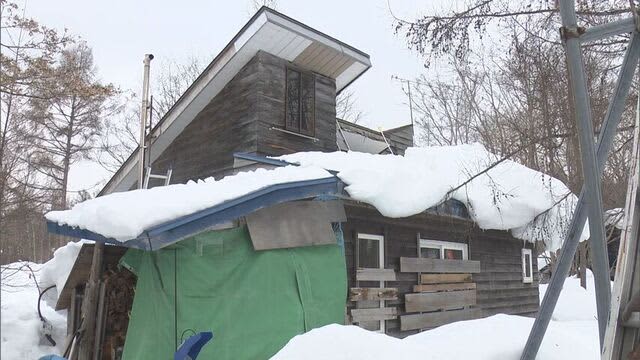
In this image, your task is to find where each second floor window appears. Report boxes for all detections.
[285,68,315,136]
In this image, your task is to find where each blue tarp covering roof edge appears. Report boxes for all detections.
[47,176,343,251]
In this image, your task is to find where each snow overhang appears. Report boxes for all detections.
[100,7,371,195]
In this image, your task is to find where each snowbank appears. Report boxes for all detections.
[47,144,585,251]
[39,240,91,308]
[46,165,333,241]
[539,270,598,322]
[1,262,67,359]
[271,314,598,360]
[280,144,588,251]
[272,243,603,360]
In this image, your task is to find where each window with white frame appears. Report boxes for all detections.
[419,239,468,260]
[356,233,385,333]
[522,248,533,283]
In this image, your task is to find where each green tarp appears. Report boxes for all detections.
[119,225,347,360]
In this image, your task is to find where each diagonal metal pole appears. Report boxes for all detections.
[559,0,611,346]
[520,10,640,360]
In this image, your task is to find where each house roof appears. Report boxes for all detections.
[48,176,343,250]
[100,7,371,196]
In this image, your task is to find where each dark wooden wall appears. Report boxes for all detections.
[342,202,539,338]
[151,54,260,184]
[256,51,337,156]
[150,51,338,185]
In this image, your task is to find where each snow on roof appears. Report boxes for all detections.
[604,208,624,230]
[46,166,333,241]
[279,143,588,252]
[46,144,587,251]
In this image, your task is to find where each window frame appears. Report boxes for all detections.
[284,66,316,137]
[419,239,468,260]
[356,233,385,333]
[522,248,533,283]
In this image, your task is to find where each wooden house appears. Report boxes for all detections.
[47,7,540,359]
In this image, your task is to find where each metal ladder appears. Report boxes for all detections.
[142,167,173,189]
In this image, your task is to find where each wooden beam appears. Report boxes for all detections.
[77,242,104,360]
[400,309,482,331]
[405,290,477,313]
[349,288,398,301]
[400,257,481,273]
[421,273,473,284]
[413,282,476,293]
[350,307,398,322]
[356,268,396,281]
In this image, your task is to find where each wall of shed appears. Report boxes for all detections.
[342,202,539,338]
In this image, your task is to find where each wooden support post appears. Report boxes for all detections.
[77,242,104,360]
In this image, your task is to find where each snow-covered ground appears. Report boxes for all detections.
[1,262,67,359]
[2,252,599,360]
[271,272,600,360]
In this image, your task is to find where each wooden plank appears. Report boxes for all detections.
[405,290,477,313]
[420,273,472,284]
[413,282,476,293]
[350,307,398,322]
[400,308,482,331]
[400,257,481,273]
[356,268,396,281]
[349,288,398,301]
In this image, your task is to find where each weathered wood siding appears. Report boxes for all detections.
[343,202,539,338]
[150,51,338,185]
[256,51,337,156]
[151,54,261,184]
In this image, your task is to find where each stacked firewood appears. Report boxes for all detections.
[101,265,136,360]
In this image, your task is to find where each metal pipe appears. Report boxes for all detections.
[138,54,154,189]
[520,23,640,360]
[581,17,636,43]
[559,0,610,346]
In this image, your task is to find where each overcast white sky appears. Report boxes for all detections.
[26,0,448,194]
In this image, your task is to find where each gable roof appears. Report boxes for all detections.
[100,7,371,196]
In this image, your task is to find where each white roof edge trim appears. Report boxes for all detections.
[264,11,371,68]
[234,13,268,50]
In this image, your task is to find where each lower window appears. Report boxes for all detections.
[419,239,468,260]
[522,248,533,283]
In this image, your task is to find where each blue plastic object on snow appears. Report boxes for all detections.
[38,355,67,360]
[174,331,214,360]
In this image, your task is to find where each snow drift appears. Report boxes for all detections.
[46,144,586,251]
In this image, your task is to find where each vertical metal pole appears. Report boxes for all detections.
[521,15,640,360]
[138,54,154,189]
[558,0,610,346]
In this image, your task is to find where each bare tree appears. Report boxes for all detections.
[28,42,118,211]
[152,56,204,120]
[336,89,364,123]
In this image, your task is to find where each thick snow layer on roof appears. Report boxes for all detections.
[280,144,588,251]
[604,208,624,230]
[46,166,333,241]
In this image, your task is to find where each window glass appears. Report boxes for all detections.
[420,247,441,259]
[286,69,300,131]
[300,73,315,135]
[524,253,531,278]
[444,248,464,260]
[358,238,380,268]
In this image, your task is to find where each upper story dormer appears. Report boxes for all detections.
[100,8,406,194]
